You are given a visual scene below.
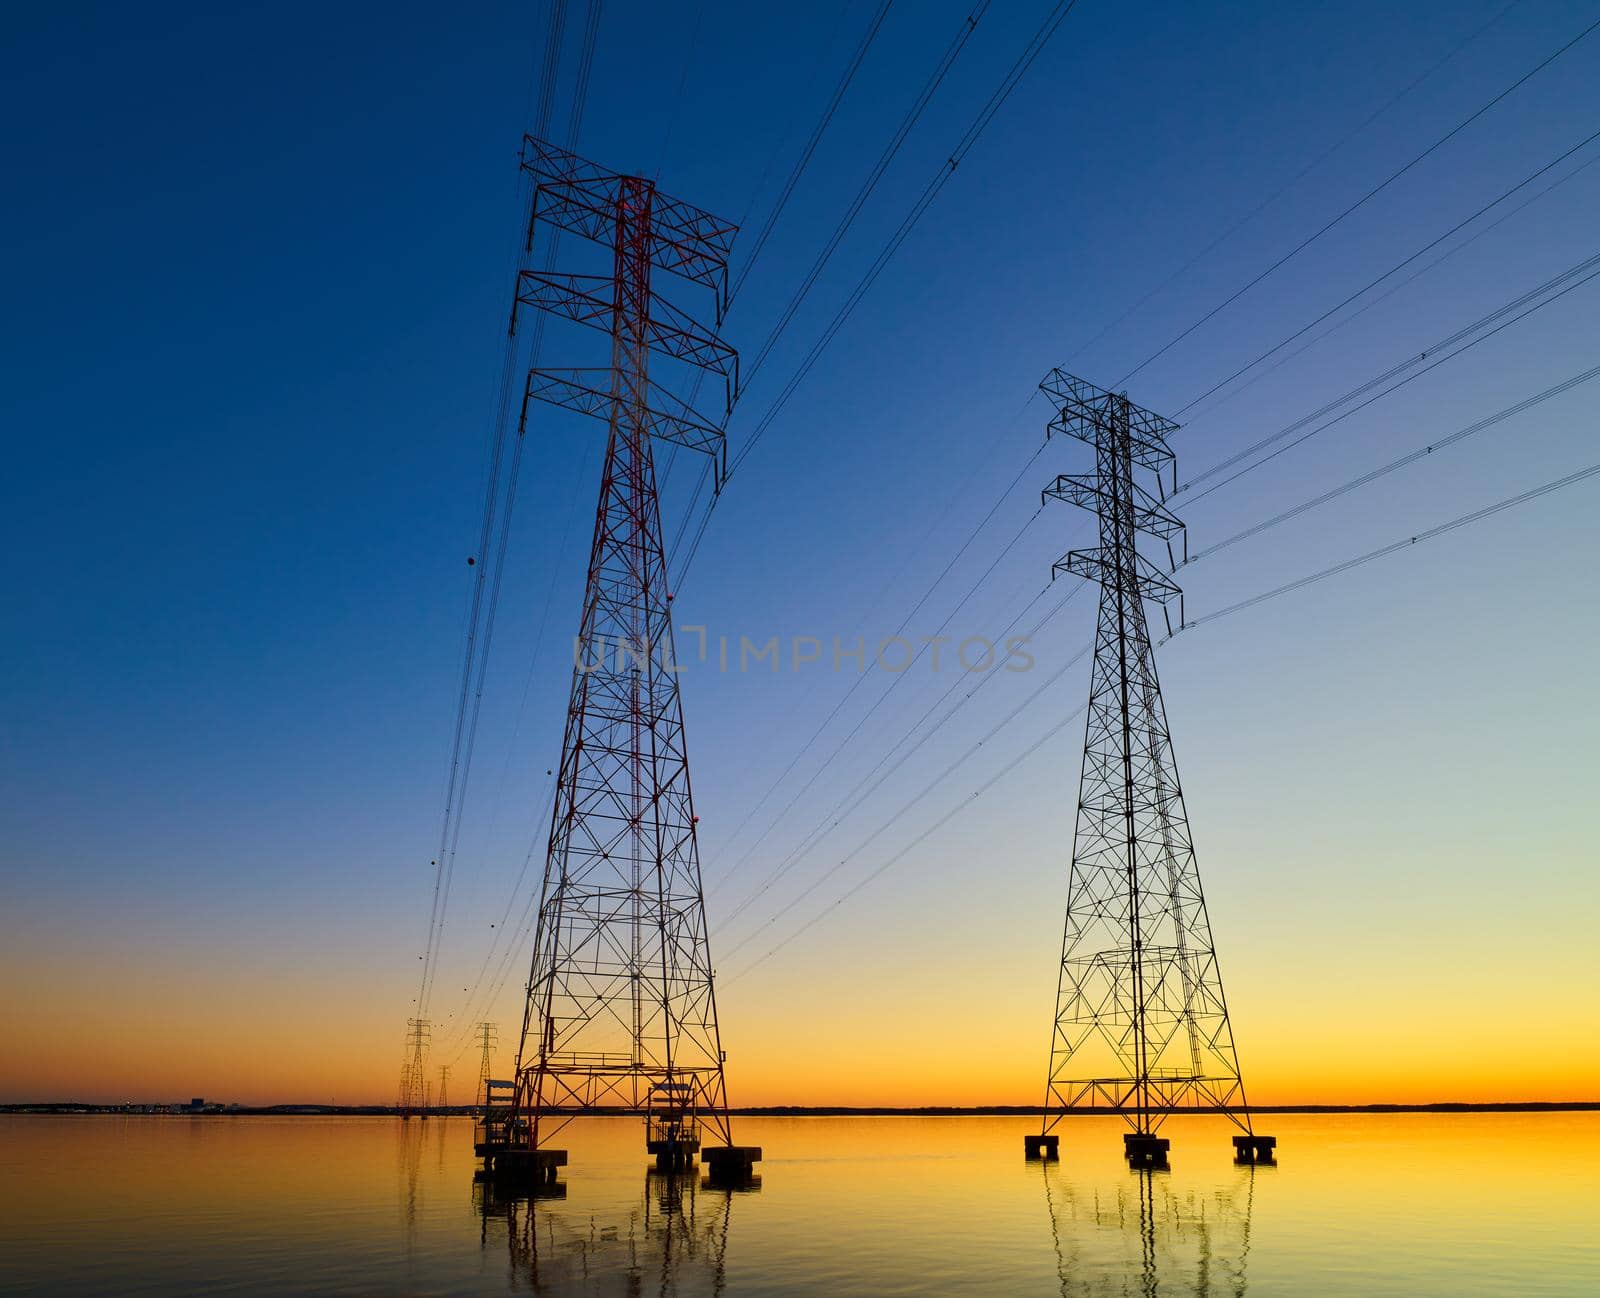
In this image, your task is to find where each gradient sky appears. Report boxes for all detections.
[3,0,1598,1106]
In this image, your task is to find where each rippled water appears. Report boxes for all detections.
[1,1112,1595,1295]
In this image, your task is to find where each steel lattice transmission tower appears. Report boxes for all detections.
[474,1021,498,1112]
[398,1017,430,1121]
[1023,372,1274,1168]
[478,138,757,1184]
[437,1065,451,1114]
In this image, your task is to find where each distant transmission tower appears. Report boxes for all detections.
[475,1021,498,1112]
[477,137,758,1185]
[1024,372,1275,1168]
[438,1065,451,1114]
[398,1017,430,1121]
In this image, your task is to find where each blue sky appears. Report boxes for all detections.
[2,0,1597,1102]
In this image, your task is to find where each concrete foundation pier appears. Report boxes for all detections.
[702,1145,762,1184]
[649,1142,698,1173]
[1232,1134,1277,1164]
[1123,1133,1170,1168]
[481,1147,567,1185]
[1024,1134,1060,1160]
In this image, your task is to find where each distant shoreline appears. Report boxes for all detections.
[5,1101,1597,1117]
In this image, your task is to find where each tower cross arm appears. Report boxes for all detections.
[1055,547,1182,605]
[522,135,737,300]
[513,272,737,383]
[1039,368,1178,469]
[1044,474,1186,541]
[526,367,727,481]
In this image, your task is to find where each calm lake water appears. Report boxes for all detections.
[1,1112,1596,1295]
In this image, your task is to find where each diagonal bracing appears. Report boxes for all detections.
[1030,372,1270,1164]
[479,139,746,1171]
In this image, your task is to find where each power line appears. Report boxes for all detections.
[713,241,1600,966]
[1185,360,1600,567]
[713,495,1053,918]
[462,436,595,898]
[1178,251,1600,510]
[655,0,708,182]
[740,1,994,390]
[1113,12,1600,389]
[430,442,601,1059]
[729,0,1081,482]
[1175,140,1600,430]
[414,0,574,1019]
[719,640,1096,966]
[659,0,900,573]
[1173,121,1600,419]
[438,780,561,1066]
[725,454,1600,980]
[1178,459,1600,632]
[434,0,924,1052]
[713,245,1600,935]
[1065,0,1522,369]
[699,452,990,871]
[672,0,1084,589]
[710,239,1600,915]
[728,0,896,303]
[717,574,1085,934]
[707,439,1050,894]
[413,2,600,1023]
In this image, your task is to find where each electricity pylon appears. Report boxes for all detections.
[398,1017,430,1121]
[475,1021,498,1111]
[1025,371,1274,1167]
[481,137,757,1183]
[438,1065,451,1114]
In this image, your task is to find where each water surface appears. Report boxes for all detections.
[1,1112,1595,1295]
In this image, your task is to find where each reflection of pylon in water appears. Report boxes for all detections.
[476,1167,738,1295]
[1040,1160,1258,1298]
[396,1118,424,1245]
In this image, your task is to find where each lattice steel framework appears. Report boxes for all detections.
[474,1020,498,1114]
[398,1016,430,1119]
[507,138,738,1153]
[1036,371,1255,1140]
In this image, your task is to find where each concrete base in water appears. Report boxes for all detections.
[477,1145,567,1185]
[650,1142,698,1173]
[1123,1133,1170,1168]
[702,1146,762,1184]
[1233,1134,1277,1164]
[1023,1134,1060,1160]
